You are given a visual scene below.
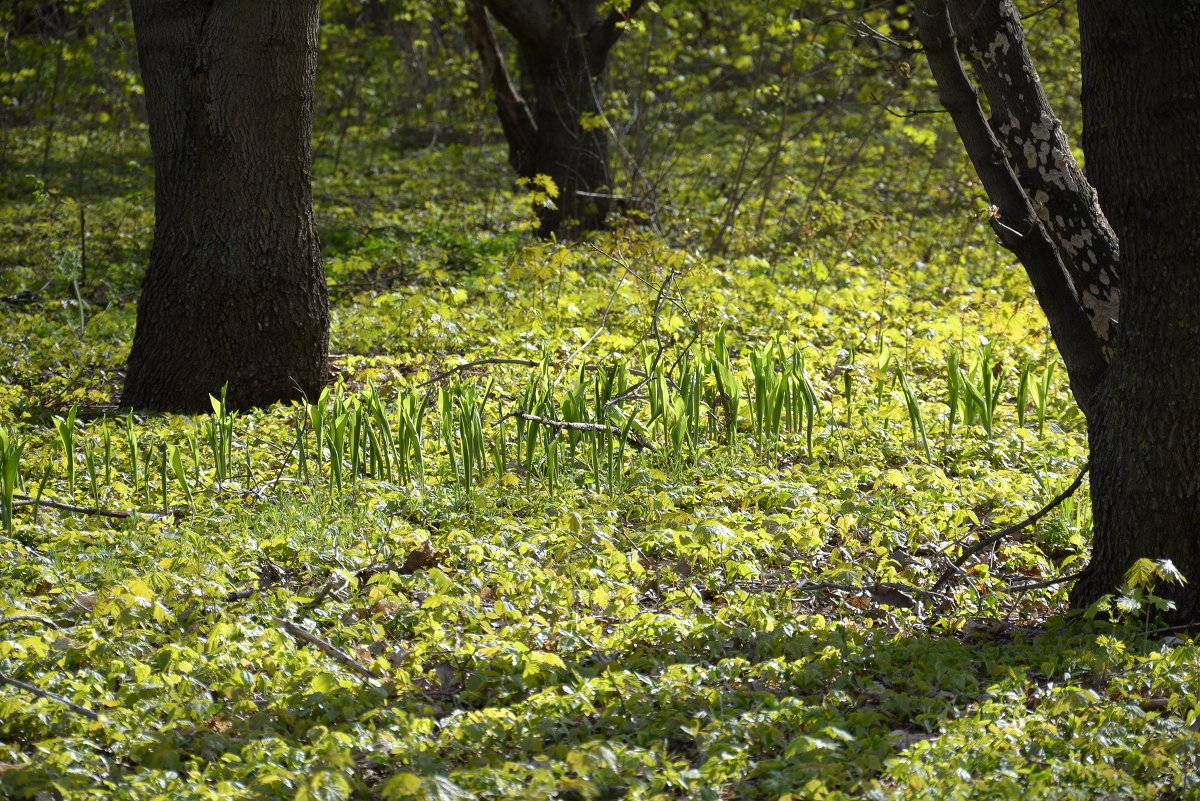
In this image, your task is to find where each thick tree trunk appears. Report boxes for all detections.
[918,1,1200,619]
[518,36,612,237]
[123,0,329,413]
[1069,3,1200,619]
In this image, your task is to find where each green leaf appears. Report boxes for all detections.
[1123,558,1158,591]
[381,773,423,800]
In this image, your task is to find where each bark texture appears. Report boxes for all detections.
[516,27,612,236]
[467,0,645,237]
[946,0,1120,352]
[123,0,329,413]
[1069,3,1200,619]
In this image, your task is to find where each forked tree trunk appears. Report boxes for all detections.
[466,0,644,238]
[123,0,329,413]
[917,0,1200,620]
[1069,4,1200,619]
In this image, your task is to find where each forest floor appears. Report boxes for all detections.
[2,123,1199,800]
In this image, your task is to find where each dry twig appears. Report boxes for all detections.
[417,358,541,389]
[503,410,655,452]
[275,618,382,687]
[931,461,1089,594]
[0,671,99,721]
[12,494,179,521]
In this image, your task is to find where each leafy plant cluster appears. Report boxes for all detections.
[1,322,1069,533]
[4,197,1196,797]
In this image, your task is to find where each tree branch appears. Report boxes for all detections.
[275,618,382,687]
[932,460,1089,594]
[504,410,655,452]
[913,0,1107,416]
[12,494,180,521]
[481,0,556,47]
[418,357,542,389]
[0,671,100,721]
[947,0,1120,351]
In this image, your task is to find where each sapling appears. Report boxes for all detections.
[52,405,78,496]
[0,428,22,532]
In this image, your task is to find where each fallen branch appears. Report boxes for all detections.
[0,671,100,721]
[12,494,180,521]
[1005,570,1082,593]
[505,410,655,452]
[275,618,382,687]
[300,575,349,611]
[0,613,61,630]
[417,358,540,389]
[735,577,951,606]
[1145,621,1200,639]
[931,461,1089,594]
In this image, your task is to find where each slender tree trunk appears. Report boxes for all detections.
[913,0,1108,413]
[946,0,1119,353]
[1070,3,1200,619]
[123,0,329,413]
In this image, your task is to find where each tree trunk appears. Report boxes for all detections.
[913,0,1108,414]
[122,0,329,413]
[1069,3,1200,619]
[518,35,612,237]
[946,0,1120,354]
[917,1,1200,619]
[468,0,643,238]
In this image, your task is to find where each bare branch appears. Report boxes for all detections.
[504,410,655,452]
[418,357,542,389]
[1006,570,1082,593]
[0,671,100,721]
[276,618,382,687]
[931,460,1089,594]
[555,267,626,386]
[465,0,538,172]
[12,494,180,521]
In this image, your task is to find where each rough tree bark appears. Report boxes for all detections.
[464,0,646,238]
[915,0,1200,620]
[123,0,329,413]
[1070,3,1200,619]
[945,0,1120,354]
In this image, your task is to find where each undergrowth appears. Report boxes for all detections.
[2,9,1200,798]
